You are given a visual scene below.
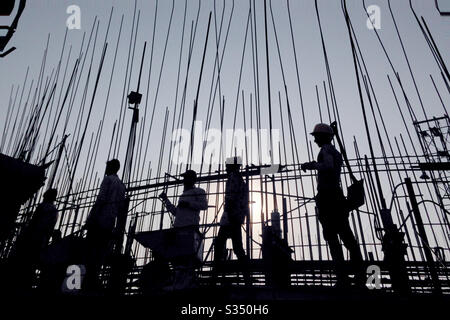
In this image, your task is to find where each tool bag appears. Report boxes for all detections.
[331,122,365,211]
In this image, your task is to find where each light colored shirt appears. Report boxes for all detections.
[89,174,126,231]
[163,187,208,228]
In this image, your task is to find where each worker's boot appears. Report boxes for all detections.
[334,277,351,289]
[243,270,251,287]
[211,260,226,286]
[353,268,368,290]
[334,271,352,289]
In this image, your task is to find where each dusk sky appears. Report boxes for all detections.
[1,1,449,177]
[1,1,449,261]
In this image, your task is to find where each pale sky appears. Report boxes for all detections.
[1,1,449,173]
[1,0,449,261]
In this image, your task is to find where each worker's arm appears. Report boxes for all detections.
[96,176,111,204]
[301,150,334,172]
[187,189,208,211]
[224,176,240,212]
[159,192,177,215]
[46,207,59,235]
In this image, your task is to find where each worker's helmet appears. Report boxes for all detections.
[43,188,57,202]
[180,169,197,181]
[225,156,242,167]
[310,123,334,136]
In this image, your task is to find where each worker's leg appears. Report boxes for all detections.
[84,231,100,290]
[321,219,348,284]
[214,226,230,264]
[230,224,250,285]
[84,228,110,291]
[173,256,196,290]
[338,218,365,285]
[338,219,363,262]
[212,226,231,285]
[230,224,246,261]
[318,193,352,285]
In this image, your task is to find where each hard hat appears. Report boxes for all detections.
[225,156,243,167]
[310,123,334,136]
[43,188,58,202]
[180,169,197,181]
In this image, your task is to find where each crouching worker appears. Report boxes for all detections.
[301,123,364,288]
[159,170,208,290]
[11,189,59,292]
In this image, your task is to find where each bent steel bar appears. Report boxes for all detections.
[0,0,26,56]
[436,0,450,15]
[0,0,15,16]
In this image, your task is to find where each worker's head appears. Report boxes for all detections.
[106,159,120,175]
[225,156,242,174]
[43,188,57,203]
[181,170,197,189]
[310,123,334,147]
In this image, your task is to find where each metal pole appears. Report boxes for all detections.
[282,197,288,241]
[405,177,442,294]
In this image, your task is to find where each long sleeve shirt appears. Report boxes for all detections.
[89,174,126,231]
[310,144,343,194]
[220,172,249,226]
[27,202,58,252]
[162,187,208,228]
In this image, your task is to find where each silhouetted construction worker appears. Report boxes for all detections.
[11,188,59,291]
[213,157,250,284]
[84,159,126,291]
[301,123,364,288]
[159,169,208,290]
[25,189,59,258]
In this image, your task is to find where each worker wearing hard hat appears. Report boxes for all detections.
[160,170,208,229]
[159,169,208,290]
[213,157,250,284]
[301,123,364,288]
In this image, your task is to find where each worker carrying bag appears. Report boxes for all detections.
[330,122,365,211]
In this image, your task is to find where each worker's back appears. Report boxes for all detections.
[316,143,343,194]
[221,172,249,225]
[173,187,208,228]
[89,173,126,231]
[28,202,58,238]
[17,201,58,261]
